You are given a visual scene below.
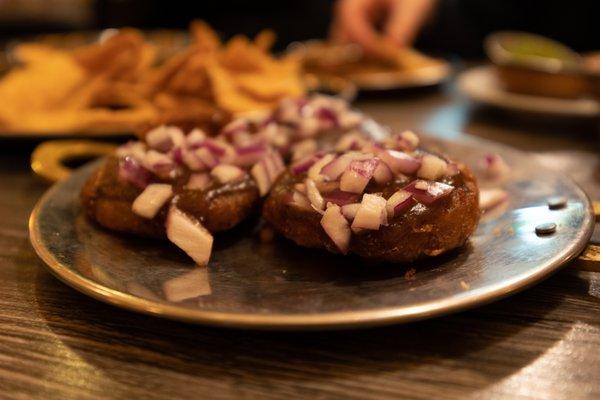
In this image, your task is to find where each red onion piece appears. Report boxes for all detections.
[118,156,152,189]
[286,190,311,210]
[372,160,393,184]
[291,154,320,175]
[186,128,206,146]
[321,155,354,180]
[403,180,454,204]
[335,132,367,152]
[322,189,361,206]
[386,189,413,217]
[337,111,363,130]
[394,130,419,151]
[235,143,268,167]
[378,149,421,175]
[181,147,207,171]
[341,203,361,221]
[417,154,448,180]
[308,153,335,181]
[480,153,510,180]
[210,164,246,184]
[306,178,325,210]
[446,162,460,176]
[291,139,318,161]
[315,107,339,127]
[185,173,211,191]
[251,161,270,196]
[195,147,219,169]
[221,119,249,138]
[132,183,173,219]
[479,188,508,211]
[351,193,387,231]
[142,150,178,179]
[320,204,351,254]
[339,158,378,194]
[166,207,213,266]
[262,151,285,182]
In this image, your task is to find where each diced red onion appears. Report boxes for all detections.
[132,183,173,219]
[308,153,336,181]
[221,118,249,138]
[185,128,206,146]
[251,161,270,196]
[234,143,268,167]
[341,203,361,221]
[378,149,421,175]
[480,153,510,180]
[335,132,367,152]
[166,206,213,266]
[146,125,185,152]
[262,151,285,182]
[315,107,339,128]
[337,111,363,130]
[417,154,448,180]
[339,159,378,194]
[351,194,387,231]
[403,180,454,205]
[321,154,354,180]
[142,150,178,178]
[306,178,325,210]
[286,190,311,210]
[116,141,146,159]
[372,160,393,184]
[118,156,152,189]
[446,162,460,176]
[394,130,419,151]
[291,154,320,175]
[479,188,508,211]
[181,147,207,171]
[291,139,317,161]
[320,204,351,254]
[386,189,413,217]
[185,173,211,191]
[210,164,246,184]
[195,147,219,169]
[322,189,360,206]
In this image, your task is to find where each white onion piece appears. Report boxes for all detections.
[308,153,335,182]
[341,203,361,221]
[479,188,508,210]
[132,183,173,219]
[386,190,412,217]
[339,159,378,194]
[210,164,246,184]
[320,204,351,254]
[351,194,387,231]
[185,173,211,191]
[306,178,325,210]
[166,207,214,266]
[291,139,318,161]
[163,267,211,302]
[378,149,421,174]
[251,161,271,196]
[417,154,448,180]
[372,160,393,184]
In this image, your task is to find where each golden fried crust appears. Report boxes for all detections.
[263,165,480,263]
[81,157,260,238]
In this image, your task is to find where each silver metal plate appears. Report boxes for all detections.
[29,134,594,330]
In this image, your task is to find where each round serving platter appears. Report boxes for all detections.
[29,134,594,330]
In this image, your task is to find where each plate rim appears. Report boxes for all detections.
[28,138,595,330]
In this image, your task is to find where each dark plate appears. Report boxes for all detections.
[29,134,594,330]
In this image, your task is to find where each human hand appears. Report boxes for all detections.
[330,0,437,56]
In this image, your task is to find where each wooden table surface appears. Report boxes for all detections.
[1,81,599,400]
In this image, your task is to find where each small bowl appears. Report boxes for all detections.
[485,31,588,99]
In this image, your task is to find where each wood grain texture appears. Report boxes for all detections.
[0,84,599,399]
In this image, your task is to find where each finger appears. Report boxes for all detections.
[384,0,436,47]
[336,0,381,55]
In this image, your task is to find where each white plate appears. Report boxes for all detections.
[457,65,599,118]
